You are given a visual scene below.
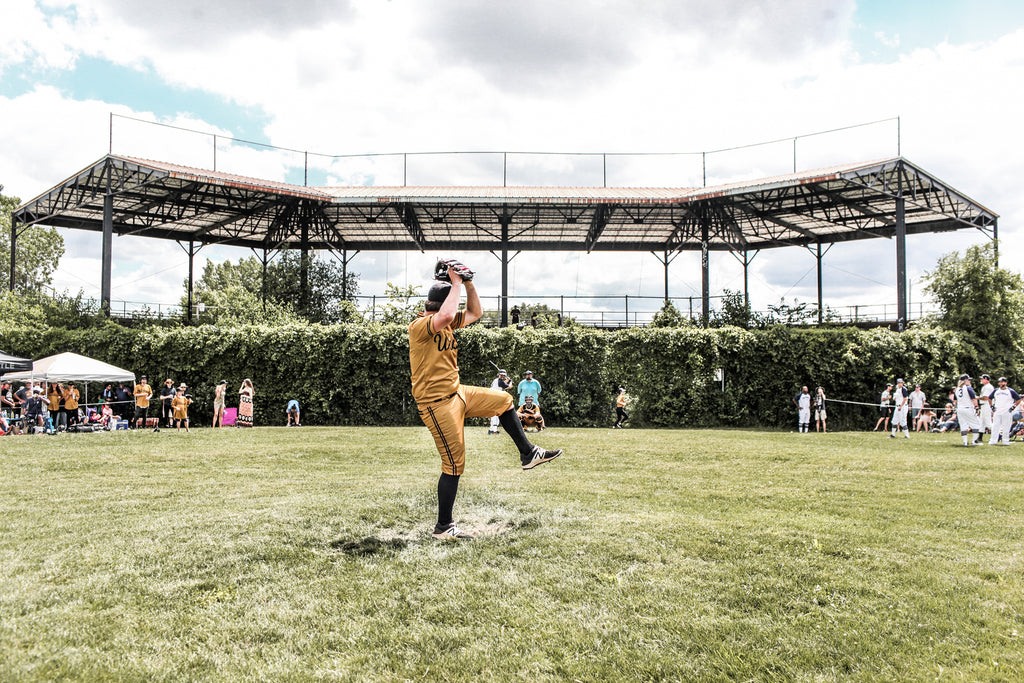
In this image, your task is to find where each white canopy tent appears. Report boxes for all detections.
[2,352,135,384]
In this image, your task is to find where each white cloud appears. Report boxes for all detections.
[2,3,1020,321]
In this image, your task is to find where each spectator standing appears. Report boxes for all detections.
[237,379,254,427]
[132,375,153,430]
[101,383,115,405]
[487,370,510,435]
[988,377,1019,445]
[793,386,811,433]
[889,378,910,439]
[213,380,227,428]
[954,374,983,446]
[13,384,28,421]
[614,387,630,429]
[516,371,542,407]
[510,306,521,327]
[814,386,827,433]
[1,381,15,414]
[909,384,926,424]
[63,382,80,429]
[159,379,176,429]
[46,384,61,426]
[115,383,132,421]
[172,384,192,432]
[530,312,539,327]
[873,383,893,431]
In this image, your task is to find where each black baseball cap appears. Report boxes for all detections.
[427,281,451,303]
[998,377,1008,382]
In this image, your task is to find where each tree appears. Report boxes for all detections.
[711,289,757,328]
[182,250,362,324]
[922,242,1024,375]
[649,300,690,328]
[373,283,421,324]
[263,250,361,323]
[1,185,66,293]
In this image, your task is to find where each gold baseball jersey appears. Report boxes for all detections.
[408,310,466,404]
[518,402,541,418]
[134,383,152,408]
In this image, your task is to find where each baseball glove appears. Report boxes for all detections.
[434,258,474,282]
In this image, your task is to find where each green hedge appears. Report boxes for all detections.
[0,322,976,430]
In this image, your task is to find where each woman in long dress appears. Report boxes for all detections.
[237,378,254,428]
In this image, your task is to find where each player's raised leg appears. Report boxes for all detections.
[463,385,562,470]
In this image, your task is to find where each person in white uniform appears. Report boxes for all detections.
[890,378,911,439]
[487,369,511,435]
[989,377,1020,446]
[793,386,811,433]
[977,374,995,437]
[954,374,983,446]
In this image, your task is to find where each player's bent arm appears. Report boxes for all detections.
[462,281,483,325]
[431,281,463,331]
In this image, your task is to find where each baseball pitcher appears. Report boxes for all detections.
[409,258,562,540]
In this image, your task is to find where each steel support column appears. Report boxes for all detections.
[701,206,710,327]
[8,211,16,292]
[664,250,670,301]
[186,238,195,325]
[261,248,269,313]
[101,192,113,315]
[300,212,310,315]
[895,196,907,331]
[743,251,750,308]
[500,215,510,327]
[342,249,348,300]
[816,242,823,325]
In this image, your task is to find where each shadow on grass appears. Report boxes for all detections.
[329,536,409,557]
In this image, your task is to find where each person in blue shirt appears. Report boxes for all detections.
[286,399,301,426]
[516,371,542,407]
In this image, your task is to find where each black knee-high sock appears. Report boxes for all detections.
[437,473,460,529]
[498,409,534,460]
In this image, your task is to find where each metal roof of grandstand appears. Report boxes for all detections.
[12,154,997,253]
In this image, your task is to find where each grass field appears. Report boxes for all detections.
[1,425,1023,681]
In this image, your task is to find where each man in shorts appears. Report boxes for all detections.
[409,259,562,540]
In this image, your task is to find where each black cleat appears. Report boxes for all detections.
[522,446,562,470]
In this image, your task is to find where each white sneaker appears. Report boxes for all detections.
[431,523,475,540]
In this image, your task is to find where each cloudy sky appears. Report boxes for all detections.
[1,0,1021,321]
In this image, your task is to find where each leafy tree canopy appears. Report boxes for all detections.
[182,249,362,325]
[1,185,65,293]
[922,241,1024,375]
